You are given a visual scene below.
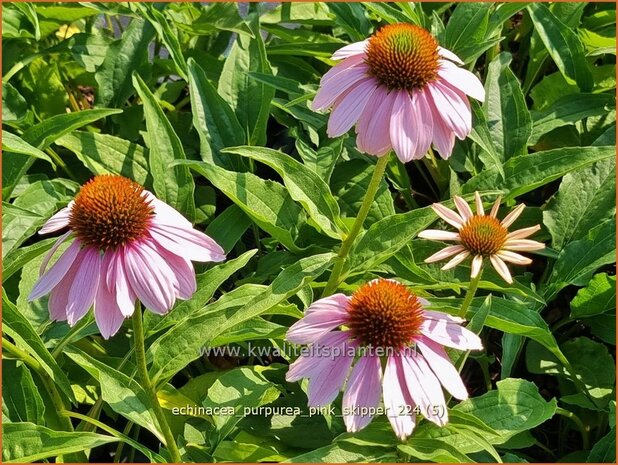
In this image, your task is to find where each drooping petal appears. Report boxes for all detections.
[431,203,464,229]
[453,196,474,222]
[39,231,72,275]
[503,239,545,251]
[94,254,126,339]
[506,225,541,240]
[307,341,355,407]
[383,354,416,440]
[29,240,81,301]
[390,90,417,162]
[402,354,448,426]
[438,46,463,65]
[416,336,468,400]
[327,79,379,138]
[496,250,532,265]
[425,245,465,263]
[313,64,371,111]
[501,203,525,228]
[417,230,460,241]
[66,247,102,326]
[489,255,513,283]
[48,252,85,321]
[146,192,192,229]
[286,331,350,382]
[474,192,485,216]
[356,87,397,156]
[158,248,197,300]
[420,317,483,351]
[343,355,382,433]
[438,60,485,101]
[149,223,226,263]
[470,255,483,278]
[441,251,470,270]
[428,81,472,140]
[429,105,456,159]
[423,310,465,324]
[332,40,369,60]
[287,294,350,344]
[108,251,136,317]
[39,203,73,234]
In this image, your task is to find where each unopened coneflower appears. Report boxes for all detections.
[286,279,482,440]
[312,23,485,162]
[419,192,545,283]
[28,174,225,338]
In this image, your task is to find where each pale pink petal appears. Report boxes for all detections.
[29,240,81,301]
[356,87,397,156]
[403,354,448,426]
[453,196,474,222]
[428,81,471,140]
[474,192,484,216]
[470,255,483,278]
[507,225,541,240]
[431,203,464,229]
[39,203,73,234]
[123,243,176,314]
[428,94,456,159]
[421,318,483,351]
[307,342,354,407]
[327,79,378,138]
[332,40,368,60]
[438,46,463,65]
[66,247,102,326]
[490,196,502,218]
[320,54,365,86]
[416,336,468,400]
[287,294,350,344]
[438,60,485,101]
[425,245,465,263]
[158,248,196,300]
[145,192,191,229]
[107,251,136,317]
[441,250,470,270]
[343,355,382,433]
[490,255,513,283]
[501,203,525,228]
[417,230,460,241]
[412,90,434,157]
[94,254,125,339]
[313,64,371,111]
[39,231,72,276]
[423,310,465,324]
[149,223,226,263]
[418,297,431,307]
[286,331,350,382]
[383,354,416,440]
[390,90,417,162]
[503,239,545,251]
[496,250,532,265]
[48,252,84,321]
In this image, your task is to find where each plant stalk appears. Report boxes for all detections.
[458,271,482,318]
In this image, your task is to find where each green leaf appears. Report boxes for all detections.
[442,3,494,63]
[2,82,29,124]
[527,3,593,91]
[178,159,305,252]
[2,131,54,166]
[543,158,615,249]
[95,17,155,107]
[587,428,616,462]
[3,361,45,424]
[2,290,75,404]
[530,93,615,145]
[56,131,150,186]
[223,146,345,239]
[570,273,616,318]
[205,205,252,253]
[132,73,195,218]
[483,53,531,159]
[399,439,473,463]
[218,18,275,146]
[468,101,505,178]
[186,58,246,170]
[170,2,253,37]
[148,253,334,383]
[2,237,56,283]
[462,146,615,200]
[2,422,118,463]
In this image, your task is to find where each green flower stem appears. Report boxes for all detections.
[132,304,182,463]
[556,407,590,450]
[51,314,92,359]
[321,154,390,297]
[2,337,74,433]
[458,271,482,318]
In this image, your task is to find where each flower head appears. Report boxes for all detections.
[285,279,482,440]
[28,175,226,339]
[418,192,545,283]
[312,23,485,162]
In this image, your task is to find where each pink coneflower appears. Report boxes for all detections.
[312,23,485,162]
[285,279,482,440]
[419,192,545,283]
[28,175,225,339]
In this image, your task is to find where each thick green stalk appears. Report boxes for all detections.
[321,155,390,297]
[132,305,182,463]
[458,271,482,318]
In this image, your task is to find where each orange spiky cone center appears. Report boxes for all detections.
[459,215,508,256]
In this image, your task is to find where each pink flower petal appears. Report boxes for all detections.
[286,331,350,382]
[470,255,483,278]
[66,247,102,326]
[343,355,382,433]
[390,90,418,162]
[327,79,378,138]
[420,318,483,351]
[418,230,461,241]
[423,310,465,324]
[383,354,416,440]
[431,203,464,229]
[313,64,371,111]
[149,223,226,263]
[496,250,532,265]
[48,252,85,321]
[402,354,448,426]
[425,245,465,264]
[29,240,81,301]
[307,342,355,407]
[490,196,502,218]
[507,225,541,240]
[356,87,397,156]
[428,98,457,159]
[428,81,471,140]
[287,294,350,344]
[438,46,463,65]
[490,255,513,283]
[474,192,484,216]
[501,203,525,228]
[438,60,486,101]
[503,239,545,251]
[453,196,474,222]
[146,192,192,229]
[39,203,73,234]
[332,40,368,60]
[416,336,468,400]
[94,254,126,339]
[441,251,470,270]
[158,248,197,300]
[412,90,434,157]
[107,251,136,317]
[39,231,72,276]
